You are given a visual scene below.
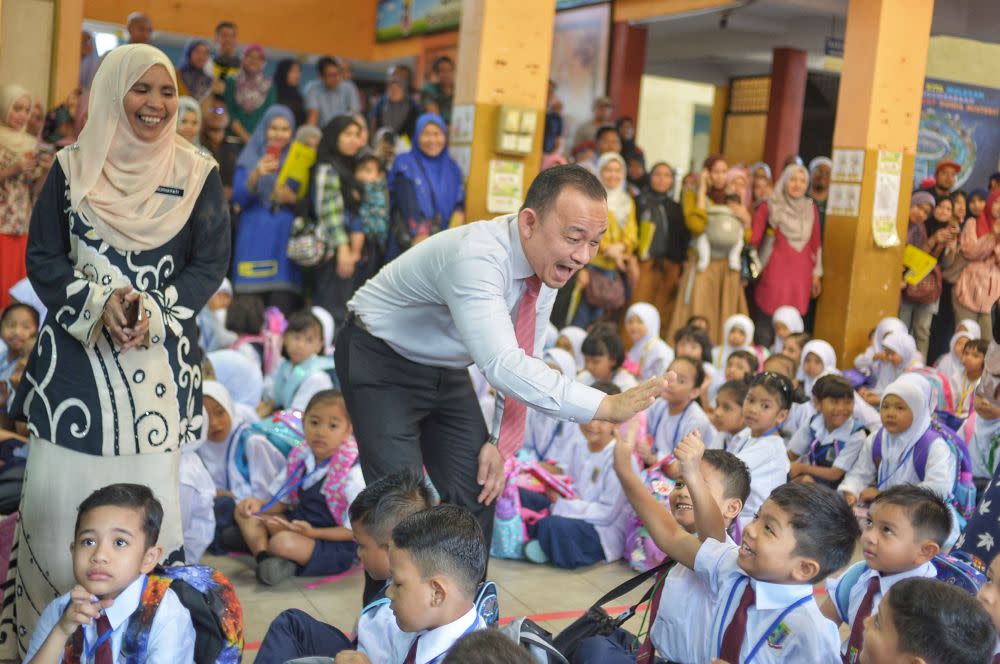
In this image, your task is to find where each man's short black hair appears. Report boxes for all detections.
[520,164,606,223]
[812,374,854,401]
[726,349,759,374]
[392,505,487,599]
[442,629,534,664]
[767,482,861,583]
[870,485,952,547]
[432,56,454,72]
[349,471,435,544]
[581,324,625,369]
[702,450,751,504]
[215,21,237,34]
[317,56,341,76]
[75,484,163,548]
[887,577,995,664]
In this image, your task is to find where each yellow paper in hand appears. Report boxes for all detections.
[638,220,656,260]
[275,142,317,200]
[902,244,938,286]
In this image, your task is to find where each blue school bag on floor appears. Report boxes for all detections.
[833,553,987,622]
[872,416,977,521]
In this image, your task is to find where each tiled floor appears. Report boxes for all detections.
[209,552,645,662]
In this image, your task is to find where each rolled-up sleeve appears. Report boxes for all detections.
[437,255,604,426]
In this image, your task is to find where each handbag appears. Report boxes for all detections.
[285,215,327,267]
[584,269,626,310]
[740,245,762,282]
[904,264,943,305]
[552,560,674,660]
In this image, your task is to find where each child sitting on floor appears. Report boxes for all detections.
[521,347,585,472]
[953,338,987,418]
[640,356,714,469]
[624,302,674,380]
[255,471,434,663]
[822,485,952,664]
[781,331,811,367]
[708,348,757,406]
[259,309,337,415]
[522,381,638,569]
[710,378,750,451]
[967,386,1000,493]
[577,324,638,392]
[771,304,804,354]
[235,390,364,585]
[24,484,195,663]
[787,375,868,487]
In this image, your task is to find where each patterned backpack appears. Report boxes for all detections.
[65,565,243,664]
[623,467,674,572]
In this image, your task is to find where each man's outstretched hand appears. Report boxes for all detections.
[594,372,674,423]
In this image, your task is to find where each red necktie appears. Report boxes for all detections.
[636,570,668,663]
[496,275,541,459]
[845,576,881,664]
[95,614,114,664]
[719,581,756,663]
[402,635,419,664]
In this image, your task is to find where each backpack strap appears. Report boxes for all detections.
[872,428,884,468]
[833,561,869,624]
[911,426,946,481]
[119,574,172,662]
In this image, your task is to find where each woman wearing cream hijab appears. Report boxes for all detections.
[5,44,229,650]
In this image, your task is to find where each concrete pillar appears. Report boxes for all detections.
[762,47,807,174]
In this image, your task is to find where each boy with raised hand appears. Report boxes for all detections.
[24,484,195,664]
[613,431,858,663]
[578,432,750,663]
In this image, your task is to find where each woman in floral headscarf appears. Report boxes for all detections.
[223,43,276,143]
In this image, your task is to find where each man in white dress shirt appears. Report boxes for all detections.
[336,166,670,557]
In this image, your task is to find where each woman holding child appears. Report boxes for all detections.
[7,45,229,647]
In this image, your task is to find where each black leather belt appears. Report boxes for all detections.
[345,310,370,333]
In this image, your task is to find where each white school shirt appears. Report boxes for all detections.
[522,409,584,470]
[555,439,636,562]
[951,374,980,418]
[968,414,1000,479]
[825,561,936,658]
[267,449,366,528]
[646,399,716,461]
[728,429,791,531]
[633,338,674,380]
[651,534,736,664]
[383,607,485,664]
[349,214,605,440]
[196,425,286,501]
[357,583,395,663]
[694,537,841,664]
[180,450,216,563]
[24,574,196,663]
[787,416,867,473]
[577,367,638,392]
[838,429,959,543]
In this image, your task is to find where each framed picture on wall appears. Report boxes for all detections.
[550,3,611,153]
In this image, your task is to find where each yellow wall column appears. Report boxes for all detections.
[815,0,934,364]
[0,0,81,107]
[452,0,554,222]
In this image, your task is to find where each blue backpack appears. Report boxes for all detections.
[833,553,987,623]
[872,417,977,521]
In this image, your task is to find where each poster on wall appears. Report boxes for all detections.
[376,0,607,42]
[915,78,1000,190]
[550,4,611,152]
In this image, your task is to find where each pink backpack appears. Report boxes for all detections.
[232,306,286,376]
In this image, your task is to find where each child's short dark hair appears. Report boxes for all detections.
[391,505,487,599]
[349,471,435,544]
[870,485,952,547]
[442,629,533,664]
[965,338,989,356]
[225,295,265,335]
[581,325,625,369]
[886,577,995,664]
[286,309,323,336]
[304,389,347,418]
[75,484,163,547]
[717,378,751,405]
[355,149,382,173]
[767,482,861,583]
[812,374,854,401]
[702,450,751,505]
[685,315,709,329]
[749,372,806,410]
[674,325,712,363]
[589,381,621,396]
[726,349,759,374]
[670,355,706,388]
[1,302,40,329]
[762,353,797,379]
[785,332,811,348]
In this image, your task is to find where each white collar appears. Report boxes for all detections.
[748,577,814,611]
[812,415,856,442]
[412,607,480,664]
[873,560,936,594]
[506,215,535,281]
[103,574,146,631]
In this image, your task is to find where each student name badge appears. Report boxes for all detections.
[155,185,184,197]
[591,467,600,484]
[766,621,791,650]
